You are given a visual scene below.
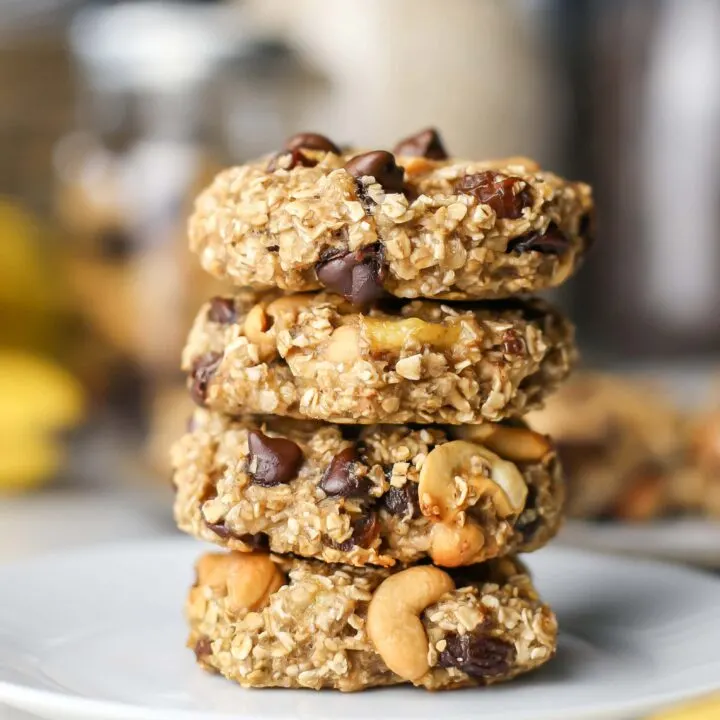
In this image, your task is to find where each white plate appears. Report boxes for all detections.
[559,519,720,567]
[1,539,719,720]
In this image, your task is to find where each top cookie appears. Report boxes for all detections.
[189,129,594,303]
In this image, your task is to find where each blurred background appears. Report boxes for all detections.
[1,0,719,561]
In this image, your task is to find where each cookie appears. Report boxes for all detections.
[526,373,685,520]
[172,410,563,567]
[182,292,576,424]
[189,130,593,302]
[187,552,557,691]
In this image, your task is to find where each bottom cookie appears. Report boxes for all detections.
[187,552,557,691]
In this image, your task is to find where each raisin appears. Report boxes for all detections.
[189,352,222,406]
[381,483,420,519]
[506,222,570,255]
[455,171,532,219]
[207,297,237,324]
[438,631,516,679]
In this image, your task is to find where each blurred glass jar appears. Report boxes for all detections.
[54,2,243,398]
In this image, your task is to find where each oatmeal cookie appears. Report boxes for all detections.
[189,129,593,303]
[187,551,557,691]
[172,410,564,567]
[526,373,686,520]
[182,292,575,424]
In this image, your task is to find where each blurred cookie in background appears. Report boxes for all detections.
[685,410,720,519]
[146,383,194,479]
[526,373,686,521]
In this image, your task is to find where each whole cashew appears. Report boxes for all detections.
[196,552,286,614]
[367,566,455,681]
[455,424,552,463]
[419,440,527,522]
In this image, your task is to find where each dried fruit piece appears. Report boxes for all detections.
[455,171,532,219]
[319,446,369,497]
[207,297,237,324]
[315,243,386,306]
[438,631,516,679]
[247,430,303,487]
[189,352,222,406]
[345,151,405,194]
[382,483,421,518]
[393,128,448,160]
[506,222,569,255]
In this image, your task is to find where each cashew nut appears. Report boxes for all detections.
[196,552,286,614]
[455,425,552,463]
[363,317,459,351]
[243,304,278,362]
[324,324,361,364]
[367,566,455,681]
[429,521,487,567]
[418,440,528,522]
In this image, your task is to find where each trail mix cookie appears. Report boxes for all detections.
[182,292,576,424]
[187,551,557,691]
[189,129,594,303]
[527,373,686,521]
[172,411,563,567]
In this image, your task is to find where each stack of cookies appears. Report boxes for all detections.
[171,129,593,692]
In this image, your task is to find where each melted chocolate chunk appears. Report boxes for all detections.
[506,222,570,255]
[285,132,340,154]
[207,523,271,551]
[345,151,405,194]
[319,447,370,498]
[247,430,303,487]
[381,483,420,519]
[455,171,532,220]
[315,243,386,306]
[189,352,223,406]
[393,128,448,160]
[207,297,237,324]
[438,631,516,679]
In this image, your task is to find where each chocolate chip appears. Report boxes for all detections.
[345,151,405,194]
[381,483,420,519]
[438,631,516,679]
[194,637,213,661]
[393,128,448,160]
[285,132,340,154]
[455,171,532,220]
[97,227,134,260]
[319,447,370,497]
[506,222,570,255]
[247,430,303,487]
[315,243,386,306]
[207,297,237,324]
[206,523,270,551]
[189,352,222,406]
[267,148,317,172]
[501,329,525,355]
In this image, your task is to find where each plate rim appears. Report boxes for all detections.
[1,538,720,720]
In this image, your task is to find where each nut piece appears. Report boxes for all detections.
[367,566,455,681]
[243,304,277,362]
[323,324,362,364]
[429,521,487,567]
[196,553,286,614]
[363,317,459,352]
[418,441,528,523]
[456,425,553,463]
